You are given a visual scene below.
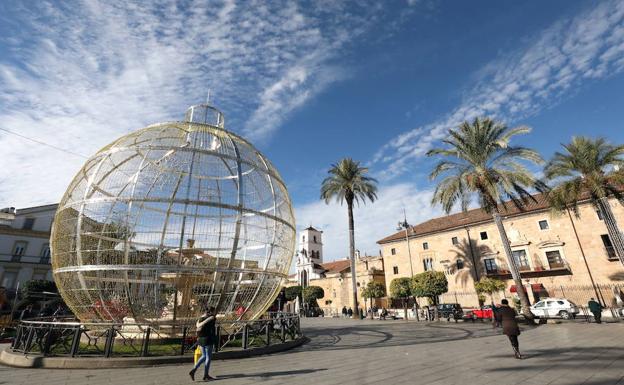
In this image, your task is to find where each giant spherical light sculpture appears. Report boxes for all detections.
[51,104,295,327]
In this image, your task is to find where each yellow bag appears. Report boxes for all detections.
[194,346,202,364]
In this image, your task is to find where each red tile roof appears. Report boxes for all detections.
[320,259,351,273]
[377,192,554,244]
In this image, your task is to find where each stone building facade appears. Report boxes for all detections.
[287,226,387,316]
[0,204,57,293]
[311,254,386,316]
[377,193,624,309]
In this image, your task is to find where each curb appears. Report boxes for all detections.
[0,336,308,369]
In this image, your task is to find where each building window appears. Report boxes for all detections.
[313,235,317,243]
[484,258,498,274]
[538,220,549,230]
[40,244,51,264]
[545,250,564,269]
[480,231,488,240]
[451,237,459,245]
[512,249,530,271]
[423,258,433,271]
[597,210,604,220]
[1,271,18,289]
[12,241,27,256]
[601,234,617,260]
[23,217,35,230]
[456,259,464,269]
[302,236,305,242]
[333,290,336,298]
[393,266,399,274]
[422,242,429,250]
[391,248,396,255]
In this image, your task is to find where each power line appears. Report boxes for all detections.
[0,126,88,159]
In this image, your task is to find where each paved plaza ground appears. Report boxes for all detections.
[2,318,624,385]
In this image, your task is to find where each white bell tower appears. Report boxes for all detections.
[295,226,324,287]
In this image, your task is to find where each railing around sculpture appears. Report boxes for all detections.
[10,313,302,358]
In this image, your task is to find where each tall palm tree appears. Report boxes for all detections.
[426,117,544,320]
[321,158,378,318]
[545,137,624,265]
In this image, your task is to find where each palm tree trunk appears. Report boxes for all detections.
[566,207,603,305]
[347,199,359,318]
[492,212,534,320]
[597,197,624,266]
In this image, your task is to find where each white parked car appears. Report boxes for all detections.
[530,298,579,319]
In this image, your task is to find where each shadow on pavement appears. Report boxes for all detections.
[216,368,327,379]
[297,321,529,352]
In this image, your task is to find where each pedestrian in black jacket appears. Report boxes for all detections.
[190,307,217,381]
[496,299,522,359]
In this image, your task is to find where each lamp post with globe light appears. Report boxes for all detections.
[397,210,418,320]
[397,210,414,277]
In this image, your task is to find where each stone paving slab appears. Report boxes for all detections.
[1,318,624,385]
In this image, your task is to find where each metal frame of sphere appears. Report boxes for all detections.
[50,104,296,329]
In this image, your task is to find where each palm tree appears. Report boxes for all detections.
[545,137,624,265]
[321,158,378,318]
[426,117,544,320]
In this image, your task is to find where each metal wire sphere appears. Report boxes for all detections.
[51,105,295,327]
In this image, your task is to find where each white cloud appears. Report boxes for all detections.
[294,183,441,261]
[0,0,402,207]
[373,0,624,180]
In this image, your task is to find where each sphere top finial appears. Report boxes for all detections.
[184,104,225,128]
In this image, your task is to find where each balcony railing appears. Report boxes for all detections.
[0,253,51,264]
[485,262,571,279]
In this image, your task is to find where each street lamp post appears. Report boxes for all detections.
[397,210,416,320]
[397,214,414,277]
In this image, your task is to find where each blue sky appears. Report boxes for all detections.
[1,1,624,261]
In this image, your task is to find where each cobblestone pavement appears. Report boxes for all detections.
[2,318,624,385]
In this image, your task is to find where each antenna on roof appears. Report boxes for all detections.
[206,89,211,104]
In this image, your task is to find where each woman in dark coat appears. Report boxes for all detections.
[496,299,522,359]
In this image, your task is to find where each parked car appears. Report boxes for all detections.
[472,305,495,319]
[437,303,463,321]
[530,298,579,319]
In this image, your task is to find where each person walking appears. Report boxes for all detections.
[347,307,353,318]
[189,307,217,381]
[341,306,348,318]
[496,299,522,359]
[588,298,603,324]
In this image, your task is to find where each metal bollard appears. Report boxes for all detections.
[70,325,82,357]
[24,326,35,354]
[12,325,22,350]
[42,325,53,356]
[180,326,188,356]
[242,324,249,350]
[141,327,151,357]
[104,326,115,358]
[214,326,221,353]
[265,322,271,346]
[280,322,286,343]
